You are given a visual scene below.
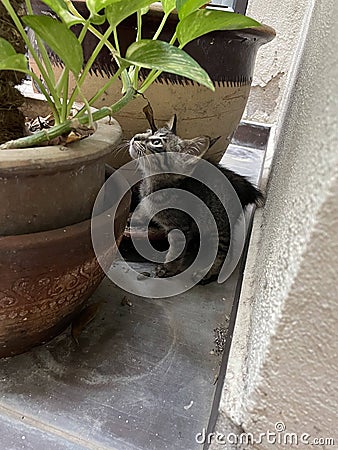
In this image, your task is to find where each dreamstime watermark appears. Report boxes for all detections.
[91,154,246,298]
[195,422,335,446]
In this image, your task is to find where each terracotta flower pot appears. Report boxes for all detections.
[0,95,123,236]
[0,190,131,358]
[0,95,131,357]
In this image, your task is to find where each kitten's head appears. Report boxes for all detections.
[129,115,219,176]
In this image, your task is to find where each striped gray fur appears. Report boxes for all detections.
[129,118,263,285]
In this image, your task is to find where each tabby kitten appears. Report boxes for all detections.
[129,116,263,285]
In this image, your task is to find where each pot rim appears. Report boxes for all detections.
[148,3,276,45]
[225,24,276,44]
[0,117,122,175]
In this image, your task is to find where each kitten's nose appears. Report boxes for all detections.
[133,134,142,141]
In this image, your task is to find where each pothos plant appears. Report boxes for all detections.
[0,0,259,149]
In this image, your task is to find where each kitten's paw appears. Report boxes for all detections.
[155,265,168,278]
[155,264,179,278]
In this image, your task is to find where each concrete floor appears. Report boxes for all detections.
[0,142,265,450]
[0,270,237,450]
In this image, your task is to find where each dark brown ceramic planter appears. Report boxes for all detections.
[0,88,128,358]
[0,95,122,236]
[0,191,130,358]
[108,14,275,164]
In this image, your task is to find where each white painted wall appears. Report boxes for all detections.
[243,0,309,124]
[215,0,338,447]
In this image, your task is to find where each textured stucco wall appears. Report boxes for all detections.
[216,0,338,447]
[243,0,308,124]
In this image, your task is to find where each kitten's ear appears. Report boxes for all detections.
[166,114,177,134]
[185,136,210,158]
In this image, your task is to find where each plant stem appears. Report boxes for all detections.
[63,2,131,115]
[68,2,117,55]
[152,12,170,40]
[28,71,61,125]
[75,81,93,125]
[1,0,62,114]
[24,0,56,87]
[74,66,124,117]
[66,1,131,93]
[0,87,136,149]
[113,28,121,55]
[66,1,130,92]
[65,0,119,61]
[56,20,90,111]
[133,11,143,89]
[112,27,130,93]
[63,3,129,116]
[66,24,114,117]
[61,69,69,122]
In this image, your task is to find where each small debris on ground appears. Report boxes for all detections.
[212,325,228,356]
[121,296,133,308]
[183,400,194,410]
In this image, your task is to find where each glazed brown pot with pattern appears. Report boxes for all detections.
[0,97,131,358]
[0,191,130,358]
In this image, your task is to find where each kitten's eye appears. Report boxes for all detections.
[151,139,162,146]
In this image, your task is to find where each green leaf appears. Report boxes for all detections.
[124,39,214,90]
[161,0,176,14]
[106,0,154,27]
[176,0,185,11]
[140,6,150,15]
[86,0,125,15]
[177,10,261,47]
[39,0,84,27]
[176,0,209,19]
[88,13,106,25]
[0,38,28,72]
[0,54,28,72]
[0,37,16,57]
[22,15,83,77]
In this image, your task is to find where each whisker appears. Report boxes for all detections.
[113,140,130,159]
